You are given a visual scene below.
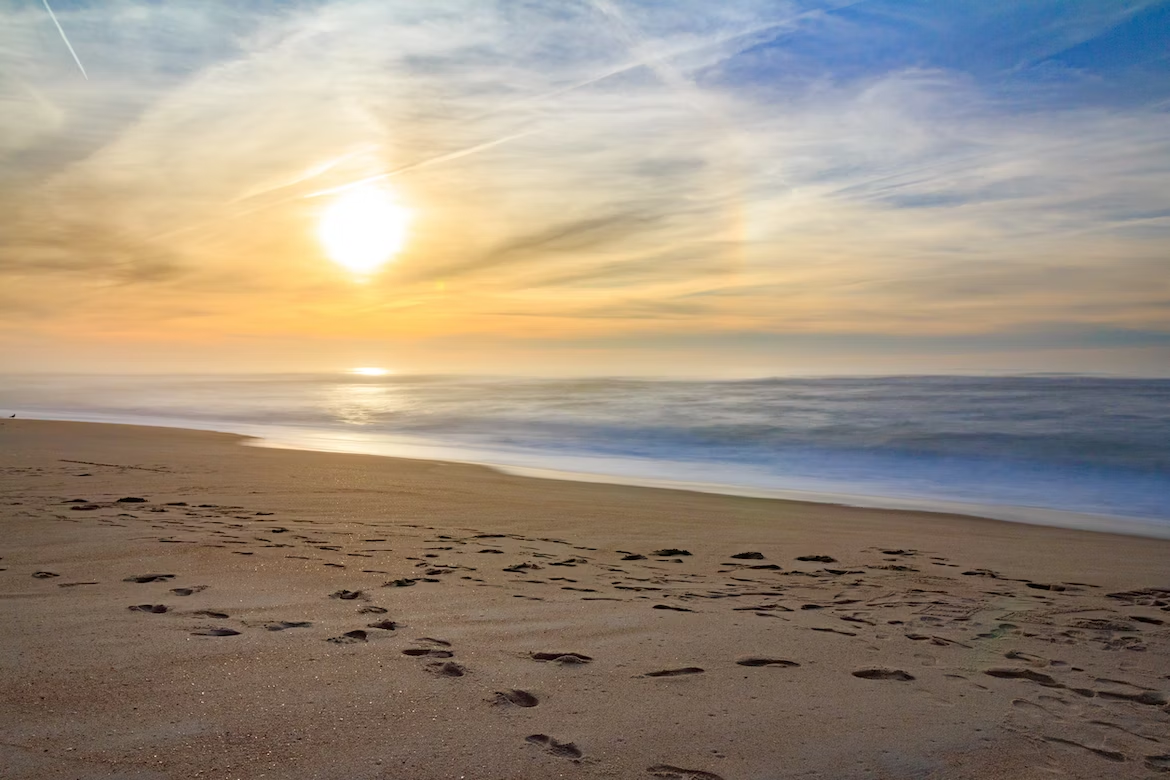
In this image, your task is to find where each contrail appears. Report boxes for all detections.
[303,130,535,199]
[229,145,379,203]
[42,0,88,79]
[147,130,537,243]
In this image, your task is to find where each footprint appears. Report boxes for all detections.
[266,621,312,631]
[357,605,388,614]
[737,658,799,668]
[652,549,691,557]
[493,689,539,707]
[1070,617,1134,631]
[532,652,592,664]
[729,552,765,560]
[525,734,582,759]
[402,647,453,658]
[653,605,695,612]
[796,555,836,563]
[32,571,60,579]
[327,630,369,644]
[852,668,915,681]
[426,661,467,677]
[192,628,240,637]
[644,667,705,677]
[1012,698,1061,720]
[367,620,398,631]
[1043,737,1124,762]
[329,589,365,600]
[1088,719,1159,741]
[1098,689,1167,706]
[191,610,229,619]
[1146,755,1170,773]
[1005,650,1048,666]
[123,574,175,583]
[984,668,1062,687]
[127,604,168,614]
[170,586,208,596]
[647,765,726,780]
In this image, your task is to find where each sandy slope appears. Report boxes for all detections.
[1,420,1168,779]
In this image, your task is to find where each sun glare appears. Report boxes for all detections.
[349,367,391,376]
[317,185,411,275]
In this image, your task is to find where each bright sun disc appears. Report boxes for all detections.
[350,367,390,376]
[318,185,410,275]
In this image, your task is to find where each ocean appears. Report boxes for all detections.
[3,374,1168,536]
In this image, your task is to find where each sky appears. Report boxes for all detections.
[1,0,1168,376]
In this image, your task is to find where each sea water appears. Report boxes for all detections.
[2,374,1168,535]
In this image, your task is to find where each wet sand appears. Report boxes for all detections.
[1,419,1168,779]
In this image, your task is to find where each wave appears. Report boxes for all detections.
[2,373,1168,526]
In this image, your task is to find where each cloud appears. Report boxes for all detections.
[0,0,1168,371]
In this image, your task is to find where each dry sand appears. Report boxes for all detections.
[1,419,1168,779]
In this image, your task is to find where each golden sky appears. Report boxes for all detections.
[2,1,1168,375]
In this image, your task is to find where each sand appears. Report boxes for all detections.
[1,419,1168,779]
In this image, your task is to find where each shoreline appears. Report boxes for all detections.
[2,418,1169,779]
[16,411,1170,540]
[4,417,1169,581]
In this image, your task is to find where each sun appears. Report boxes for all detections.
[317,184,411,275]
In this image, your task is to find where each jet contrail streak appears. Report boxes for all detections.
[229,145,379,203]
[42,0,88,79]
[149,131,536,242]
[303,130,535,199]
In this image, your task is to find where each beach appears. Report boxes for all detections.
[1,419,1168,779]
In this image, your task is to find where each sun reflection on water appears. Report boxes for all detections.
[325,381,406,426]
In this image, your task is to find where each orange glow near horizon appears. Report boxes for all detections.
[349,367,391,376]
[317,185,411,276]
